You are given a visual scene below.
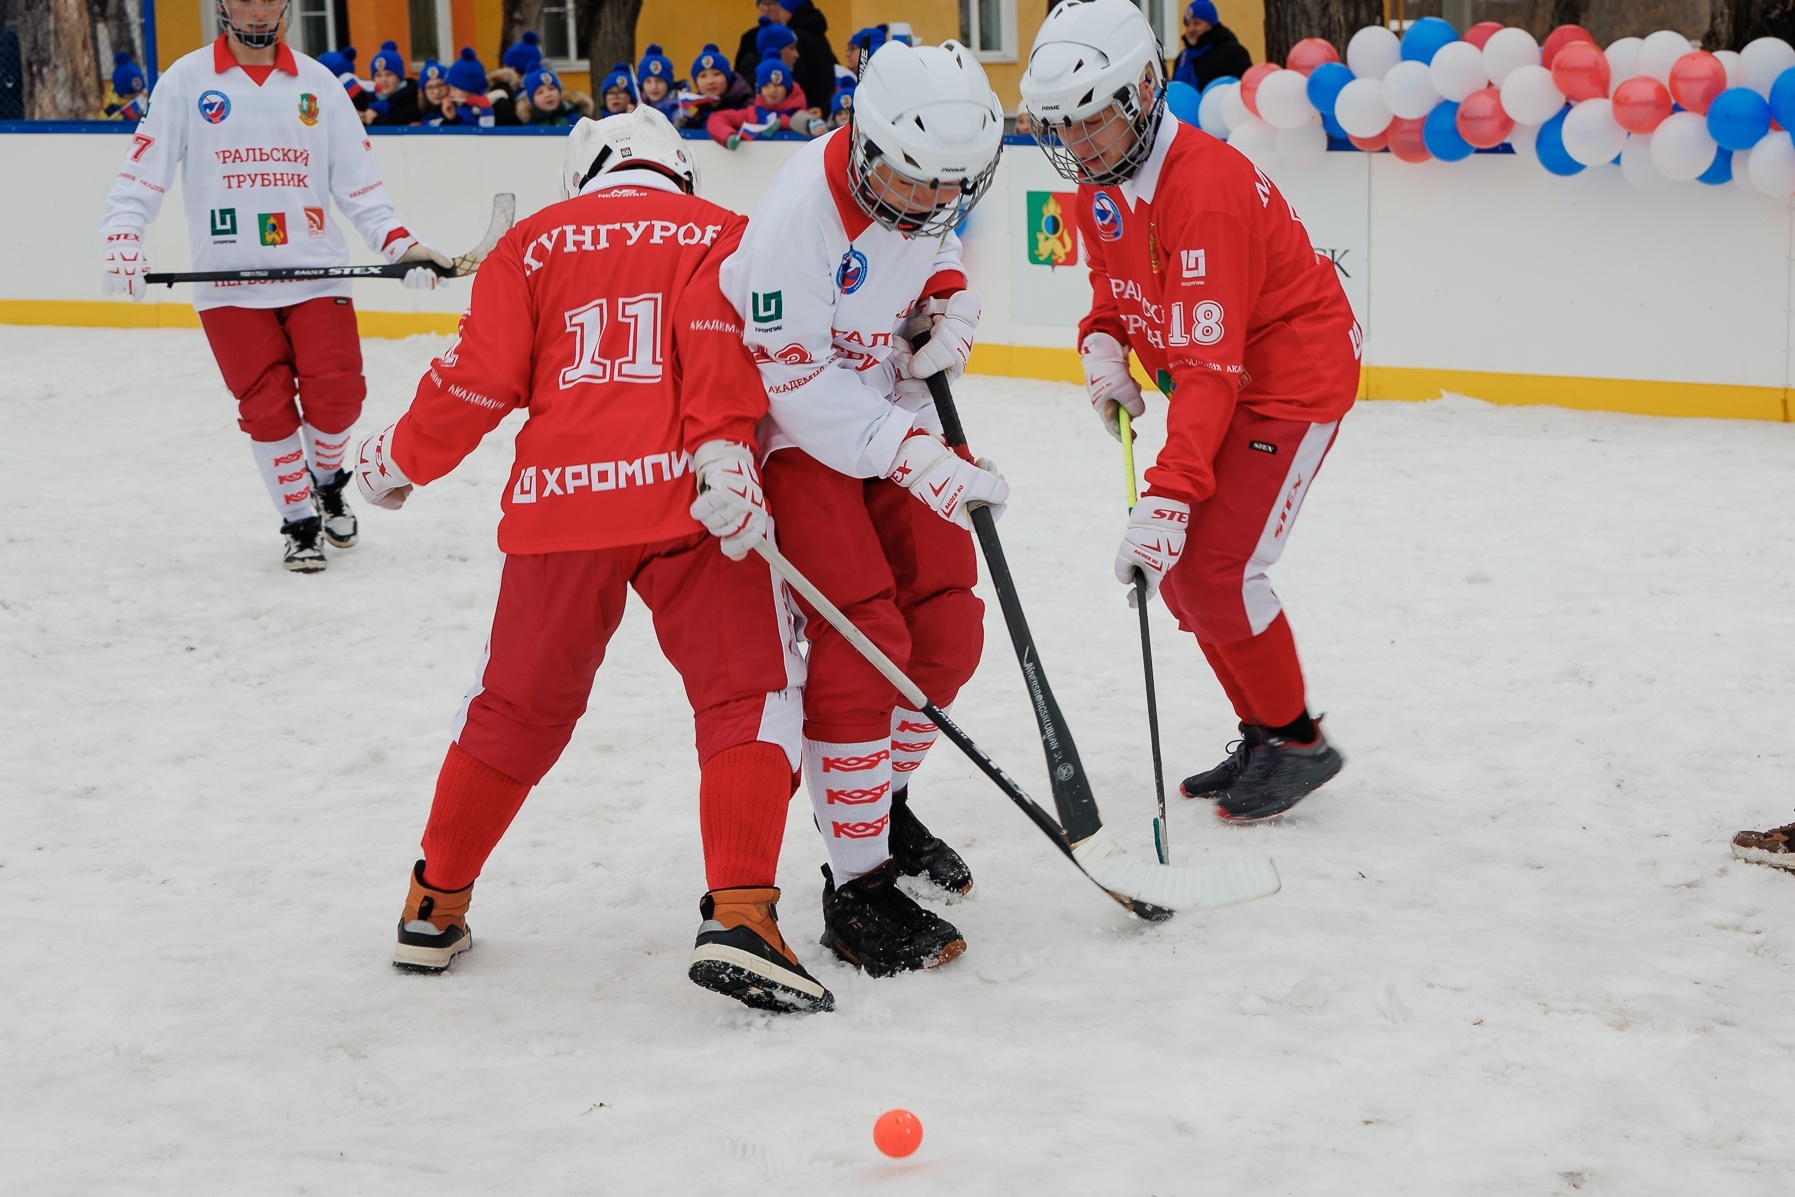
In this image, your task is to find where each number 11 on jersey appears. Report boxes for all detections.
[560,293,665,388]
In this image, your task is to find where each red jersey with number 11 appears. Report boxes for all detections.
[390,175,767,554]
[1077,117,1360,506]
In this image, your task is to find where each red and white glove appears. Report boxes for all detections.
[887,431,1008,530]
[1116,496,1189,605]
[688,440,768,560]
[100,230,150,301]
[353,423,414,510]
[383,234,454,292]
[905,290,981,381]
[1082,331,1144,441]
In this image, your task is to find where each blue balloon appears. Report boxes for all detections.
[1202,74,1239,96]
[1422,100,1474,161]
[1165,79,1203,128]
[1306,61,1353,116]
[1321,111,1348,141]
[1708,87,1771,151]
[1400,16,1458,65]
[1770,66,1795,131]
[1535,106,1584,176]
[1697,146,1734,184]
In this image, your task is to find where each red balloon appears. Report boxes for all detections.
[1541,24,1597,71]
[1387,115,1431,162]
[1550,41,1610,102]
[1348,130,1389,152]
[1611,75,1673,133]
[1239,62,1279,115]
[1667,51,1728,115]
[1285,37,1340,76]
[1463,22,1505,51]
[1455,86,1514,148]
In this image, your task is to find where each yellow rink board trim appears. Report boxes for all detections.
[4,300,1787,423]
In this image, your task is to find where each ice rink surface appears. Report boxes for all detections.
[4,326,1795,1194]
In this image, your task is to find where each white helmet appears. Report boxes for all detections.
[560,107,700,200]
[1018,0,1165,186]
[849,40,1004,237]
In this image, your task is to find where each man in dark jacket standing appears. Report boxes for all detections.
[1169,0,1253,91]
[736,0,838,117]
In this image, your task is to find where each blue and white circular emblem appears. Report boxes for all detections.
[197,90,232,124]
[1091,192,1124,242]
[836,247,868,294]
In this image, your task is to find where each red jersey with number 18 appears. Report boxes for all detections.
[1077,117,1360,507]
[389,175,767,554]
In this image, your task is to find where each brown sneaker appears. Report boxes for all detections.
[688,887,834,1013]
[393,860,474,972]
[1732,821,1795,872]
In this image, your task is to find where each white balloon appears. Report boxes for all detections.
[1715,49,1743,88]
[1382,60,1441,120]
[1482,27,1540,88]
[1604,37,1642,95]
[1619,132,1668,190]
[1561,97,1627,166]
[1734,152,1765,196]
[1275,119,1328,165]
[1429,40,1488,102]
[1197,81,1235,137]
[1256,68,1317,129]
[1332,76,1393,137]
[1650,110,1718,180]
[1740,37,1795,97]
[1637,30,1696,84]
[1500,64,1566,125]
[1509,122,1541,168]
[1227,115,1279,166]
[1220,81,1251,131]
[1347,25,1402,82]
[1748,132,1795,195]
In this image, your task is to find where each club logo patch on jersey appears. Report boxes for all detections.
[209,208,238,240]
[836,247,868,294]
[258,212,288,246]
[197,90,231,124]
[1091,192,1124,242]
[773,343,812,364]
[750,290,782,324]
[303,206,326,238]
[297,93,320,126]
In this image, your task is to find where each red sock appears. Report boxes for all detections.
[419,743,532,892]
[1204,612,1308,730]
[700,741,795,891]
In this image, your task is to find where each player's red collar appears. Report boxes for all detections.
[213,35,299,76]
[823,127,875,241]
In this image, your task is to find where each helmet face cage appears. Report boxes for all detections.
[1031,75,1165,187]
[217,0,289,48]
[847,124,997,239]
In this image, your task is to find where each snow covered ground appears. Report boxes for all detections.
[5,325,1795,1194]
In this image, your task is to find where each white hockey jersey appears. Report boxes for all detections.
[99,38,410,311]
[719,128,968,480]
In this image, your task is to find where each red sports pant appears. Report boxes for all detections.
[197,297,365,440]
[761,449,984,743]
[1157,408,1341,729]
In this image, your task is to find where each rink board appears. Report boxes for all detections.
[0,127,1788,421]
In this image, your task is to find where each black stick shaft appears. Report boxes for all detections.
[1135,572,1169,844]
[145,263,417,285]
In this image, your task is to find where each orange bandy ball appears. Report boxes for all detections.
[873,1109,923,1158]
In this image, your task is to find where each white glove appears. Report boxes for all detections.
[887,431,1008,530]
[1082,331,1144,441]
[100,230,150,301]
[384,236,454,291]
[906,290,981,381]
[353,423,413,510]
[688,440,768,561]
[1115,496,1189,605]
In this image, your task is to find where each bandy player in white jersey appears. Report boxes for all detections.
[720,41,1008,979]
[99,0,450,572]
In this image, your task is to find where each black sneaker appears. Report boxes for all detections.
[820,861,966,978]
[1179,731,1250,800]
[311,468,359,548]
[688,887,834,1013]
[1212,723,1345,822]
[888,787,974,895]
[280,515,327,573]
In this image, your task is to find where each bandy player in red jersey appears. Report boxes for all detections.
[352,108,831,1014]
[99,0,451,572]
[1020,0,1359,821]
[720,41,1008,978]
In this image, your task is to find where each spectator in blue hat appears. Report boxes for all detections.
[827,80,853,129]
[362,41,422,126]
[501,30,542,75]
[735,1,836,122]
[844,25,885,77]
[635,44,680,120]
[599,63,636,116]
[678,43,751,130]
[708,50,819,148]
[418,59,451,124]
[1170,0,1252,92]
[515,67,591,125]
[440,47,496,126]
[102,50,147,120]
[317,46,373,115]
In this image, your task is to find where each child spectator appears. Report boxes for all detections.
[678,43,751,130]
[828,80,853,129]
[515,67,591,126]
[363,41,422,126]
[843,25,885,79]
[440,47,496,127]
[501,30,542,75]
[102,51,147,120]
[418,60,450,125]
[735,3,836,122]
[756,21,799,77]
[636,44,680,121]
[708,52,817,148]
[318,47,373,114]
[599,63,637,116]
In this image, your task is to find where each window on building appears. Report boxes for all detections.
[959,0,1014,62]
[540,2,585,65]
[291,0,335,57]
[1134,0,1178,55]
[408,0,452,65]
